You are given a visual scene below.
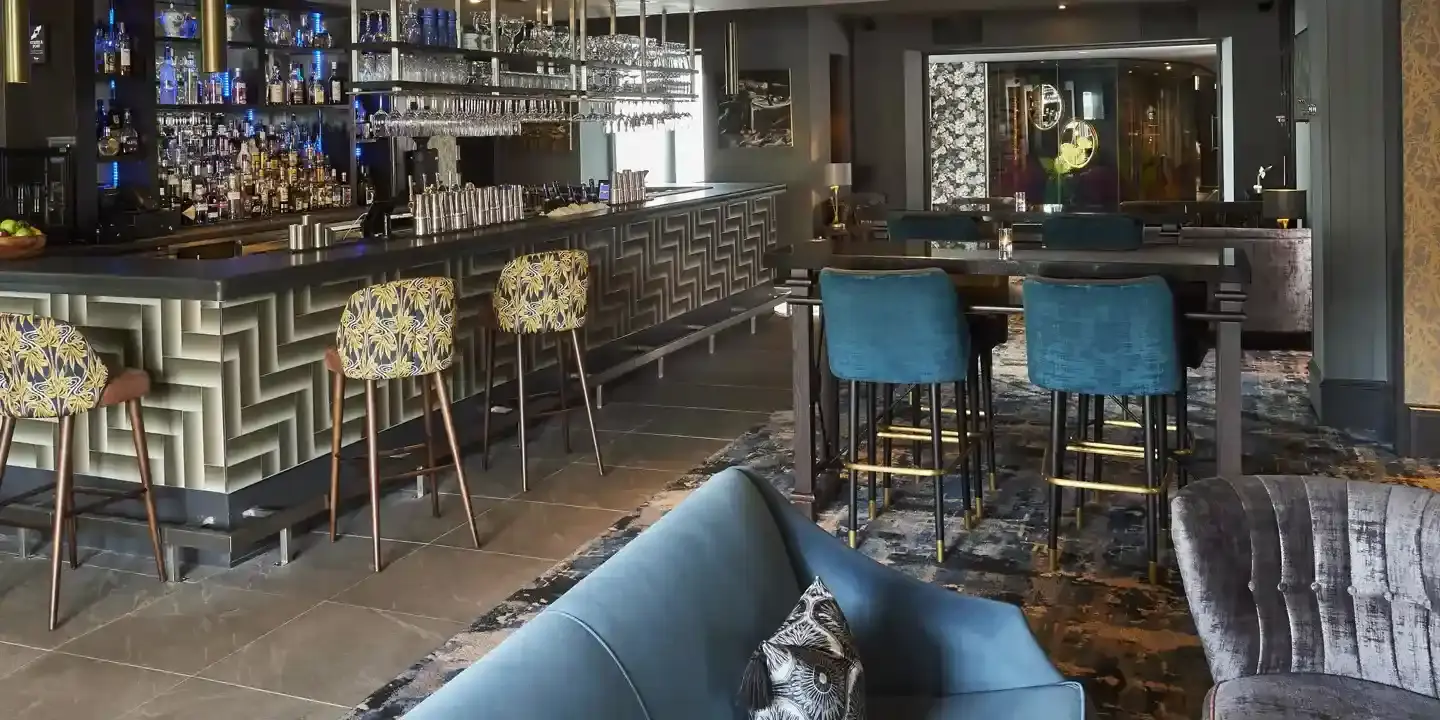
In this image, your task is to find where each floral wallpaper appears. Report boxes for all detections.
[928,61,989,207]
[1403,0,1440,406]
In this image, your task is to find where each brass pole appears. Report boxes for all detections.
[199,0,225,74]
[3,0,30,84]
[688,0,695,97]
[608,0,616,36]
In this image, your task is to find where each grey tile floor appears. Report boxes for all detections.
[0,316,791,719]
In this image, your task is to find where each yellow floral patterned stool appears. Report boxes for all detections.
[0,313,166,630]
[479,250,605,491]
[324,277,480,572]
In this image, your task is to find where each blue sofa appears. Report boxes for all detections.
[406,468,1084,719]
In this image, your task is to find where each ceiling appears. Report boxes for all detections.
[330,0,1187,18]
[930,42,1217,65]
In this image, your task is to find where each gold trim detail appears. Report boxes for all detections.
[1048,476,1161,495]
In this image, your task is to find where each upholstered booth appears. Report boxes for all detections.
[1172,475,1440,720]
[405,467,1085,720]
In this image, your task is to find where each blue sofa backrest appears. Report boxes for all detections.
[406,468,802,720]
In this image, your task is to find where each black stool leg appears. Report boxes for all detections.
[847,380,860,549]
[982,352,997,493]
[910,385,923,467]
[1075,394,1090,528]
[1047,391,1068,572]
[1143,396,1160,584]
[1158,394,1171,533]
[1176,371,1190,489]
[865,383,877,520]
[880,383,894,509]
[967,366,983,520]
[1092,396,1105,491]
[955,378,973,529]
[930,383,946,563]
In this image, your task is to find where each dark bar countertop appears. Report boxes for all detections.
[1,183,784,300]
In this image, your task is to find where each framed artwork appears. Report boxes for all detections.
[717,69,793,148]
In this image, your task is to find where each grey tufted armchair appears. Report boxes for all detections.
[1171,475,1440,720]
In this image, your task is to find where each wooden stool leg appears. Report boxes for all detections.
[434,373,481,548]
[516,336,530,492]
[328,370,345,541]
[364,380,383,572]
[66,491,78,569]
[556,336,571,453]
[569,329,605,475]
[480,329,496,471]
[0,416,12,491]
[48,416,74,631]
[128,400,167,583]
[421,376,440,519]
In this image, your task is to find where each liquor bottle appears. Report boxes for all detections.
[297,14,313,48]
[267,63,285,105]
[329,61,344,105]
[97,103,120,158]
[94,26,106,73]
[116,23,132,76]
[102,25,118,74]
[157,45,178,104]
[233,68,247,105]
[119,109,140,155]
[340,172,353,206]
[310,68,326,105]
[288,64,304,105]
[360,165,376,204]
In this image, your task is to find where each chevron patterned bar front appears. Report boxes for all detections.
[0,185,781,494]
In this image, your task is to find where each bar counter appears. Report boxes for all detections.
[0,182,783,550]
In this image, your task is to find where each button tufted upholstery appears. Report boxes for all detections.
[1172,476,1440,719]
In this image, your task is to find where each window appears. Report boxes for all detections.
[613,56,706,184]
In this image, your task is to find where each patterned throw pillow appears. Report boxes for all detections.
[738,578,865,720]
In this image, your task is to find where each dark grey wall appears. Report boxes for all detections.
[695,8,848,243]
[848,0,1287,207]
[1303,0,1396,438]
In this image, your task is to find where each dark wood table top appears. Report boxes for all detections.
[765,239,1252,286]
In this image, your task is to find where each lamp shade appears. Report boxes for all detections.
[1262,188,1306,220]
[824,163,853,188]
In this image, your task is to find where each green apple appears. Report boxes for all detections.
[0,220,18,234]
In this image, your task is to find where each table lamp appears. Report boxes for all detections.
[1262,188,1307,229]
[824,163,853,230]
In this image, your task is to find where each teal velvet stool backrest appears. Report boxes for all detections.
[1040,214,1144,250]
[820,268,970,385]
[886,212,982,243]
[1022,275,1180,397]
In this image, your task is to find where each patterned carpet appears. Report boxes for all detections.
[347,332,1440,720]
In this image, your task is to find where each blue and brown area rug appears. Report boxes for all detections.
[346,334,1440,720]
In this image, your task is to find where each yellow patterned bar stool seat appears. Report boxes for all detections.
[479,250,605,491]
[0,314,167,630]
[324,277,481,573]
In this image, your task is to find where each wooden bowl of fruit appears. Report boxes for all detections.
[0,220,45,261]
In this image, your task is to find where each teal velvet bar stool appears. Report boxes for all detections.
[0,314,166,630]
[1039,213,1201,518]
[1022,276,1180,584]
[820,267,978,562]
[886,211,1005,521]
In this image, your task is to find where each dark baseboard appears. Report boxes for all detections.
[1307,359,1394,442]
[1399,405,1440,459]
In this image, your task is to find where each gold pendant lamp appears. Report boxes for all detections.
[199,0,225,73]
[3,0,30,84]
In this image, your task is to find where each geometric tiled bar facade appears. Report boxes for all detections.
[0,191,777,493]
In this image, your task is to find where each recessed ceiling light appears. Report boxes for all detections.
[1058,3,1067,8]
[1165,63,1173,70]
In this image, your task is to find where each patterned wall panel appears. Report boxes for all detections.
[0,294,224,491]
[1403,0,1440,406]
[0,193,776,493]
[928,61,990,208]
